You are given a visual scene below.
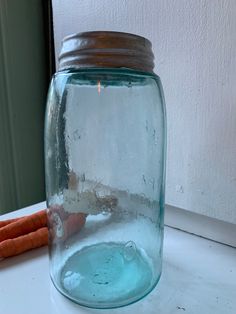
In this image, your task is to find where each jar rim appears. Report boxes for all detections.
[58,31,155,73]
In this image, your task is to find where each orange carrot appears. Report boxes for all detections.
[48,205,69,220]
[0,216,25,228]
[63,213,86,240]
[48,213,86,242]
[0,227,48,258]
[0,210,47,242]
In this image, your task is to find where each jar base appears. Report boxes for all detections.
[54,242,161,308]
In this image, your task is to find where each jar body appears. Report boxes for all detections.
[45,68,166,308]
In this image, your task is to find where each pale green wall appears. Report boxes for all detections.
[0,0,48,213]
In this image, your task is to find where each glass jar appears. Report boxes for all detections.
[45,31,166,309]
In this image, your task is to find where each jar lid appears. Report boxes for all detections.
[58,31,155,73]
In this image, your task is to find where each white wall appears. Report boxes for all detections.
[52,0,236,224]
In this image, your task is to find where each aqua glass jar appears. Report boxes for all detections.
[45,31,166,308]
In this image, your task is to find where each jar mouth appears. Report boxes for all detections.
[58,31,155,73]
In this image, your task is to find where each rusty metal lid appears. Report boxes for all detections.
[58,31,155,73]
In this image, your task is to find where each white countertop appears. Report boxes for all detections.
[0,202,235,314]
